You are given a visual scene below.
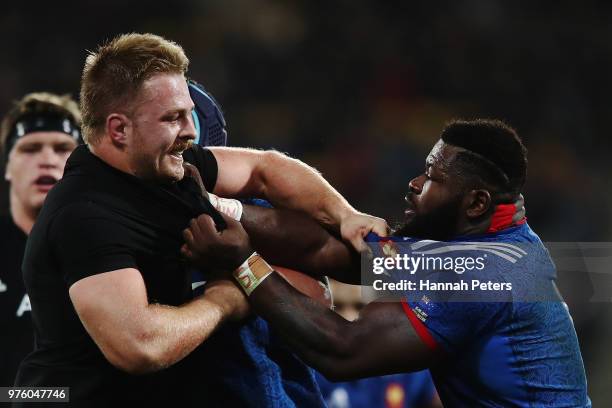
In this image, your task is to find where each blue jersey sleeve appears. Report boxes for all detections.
[405,297,509,354]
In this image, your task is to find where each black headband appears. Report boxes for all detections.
[5,112,81,158]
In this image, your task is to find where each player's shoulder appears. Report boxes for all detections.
[37,200,113,236]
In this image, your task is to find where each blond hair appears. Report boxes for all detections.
[0,92,81,155]
[80,33,189,144]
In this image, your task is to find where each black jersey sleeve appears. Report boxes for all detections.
[48,202,139,288]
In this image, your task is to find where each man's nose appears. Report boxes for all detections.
[408,174,425,195]
[39,146,60,168]
[181,114,197,141]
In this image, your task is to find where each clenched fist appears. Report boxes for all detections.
[182,212,254,271]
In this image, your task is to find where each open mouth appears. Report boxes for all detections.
[35,175,58,186]
[404,196,417,216]
[34,175,58,192]
[169,140,194,159]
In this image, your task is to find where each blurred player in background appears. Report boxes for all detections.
[0,92,80,385]
[316,280,441,408]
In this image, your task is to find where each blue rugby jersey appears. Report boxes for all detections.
[191,198,326,407]
[367,224,591,407]
[188,312,326,407]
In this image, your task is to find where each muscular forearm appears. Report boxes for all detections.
[240,205,361,283]
[71,269,245,375]
[131,295,228,373]
[255,151,355,228]
[101,285,239,375]
[212,148,357,229]
[210,147,388,252]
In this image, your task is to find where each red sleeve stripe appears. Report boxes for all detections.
[400,300,439,351]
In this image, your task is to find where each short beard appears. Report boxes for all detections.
[393,195,463,241]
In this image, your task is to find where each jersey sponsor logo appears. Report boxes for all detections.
[0,278,6,293]
[17,294,31,317]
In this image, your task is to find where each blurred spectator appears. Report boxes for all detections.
[0,92,80,385]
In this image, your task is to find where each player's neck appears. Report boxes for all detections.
[10,194,37,235]
[456,218,491,237]
[456,204,524,238]
[90,140,134,177]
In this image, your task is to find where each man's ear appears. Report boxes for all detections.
[106,113,131,147]
[464,189,492,219]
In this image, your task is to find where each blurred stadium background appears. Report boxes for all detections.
[1,0,610,404]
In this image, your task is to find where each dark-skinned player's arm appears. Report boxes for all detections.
[240,204,362,284]
[182,212,438,381]
[249,278,436,380]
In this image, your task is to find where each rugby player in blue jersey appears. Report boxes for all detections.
[184,119,591,407]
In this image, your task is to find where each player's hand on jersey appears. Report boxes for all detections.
[183,162,208,196]
[340,211,390,253]
[183,162,244,221]
[203,279,250,321]
[182,211,253,272]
